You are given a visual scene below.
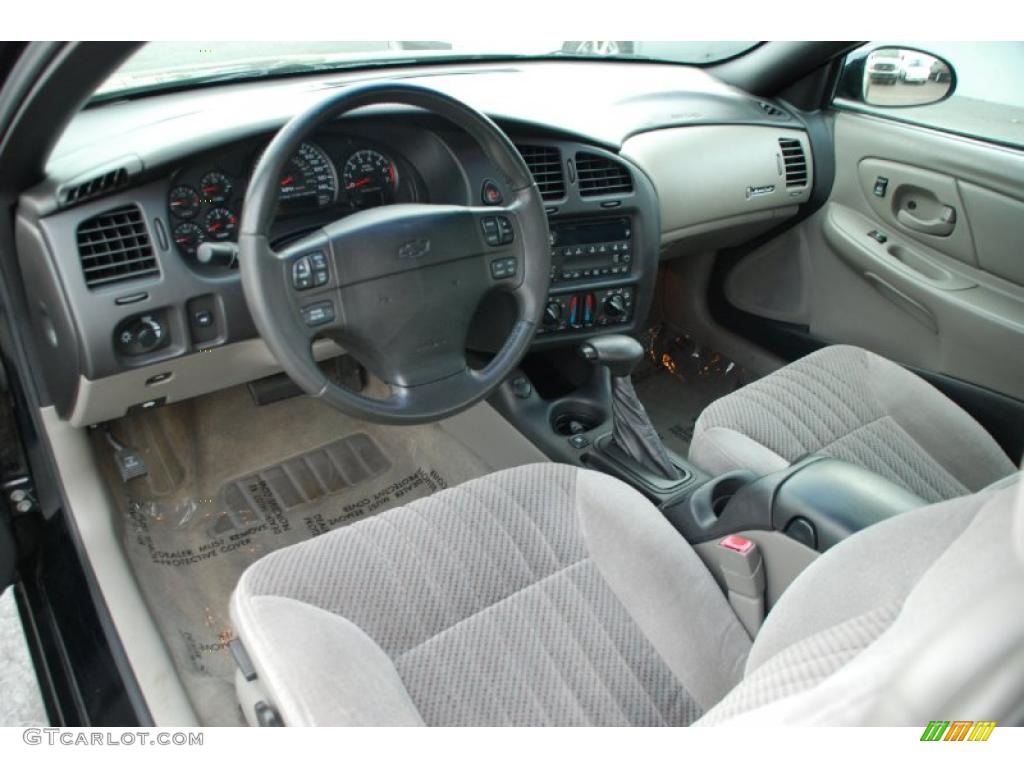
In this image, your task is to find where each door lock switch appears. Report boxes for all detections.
[873,176,889,197]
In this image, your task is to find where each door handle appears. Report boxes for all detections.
[897,204,956,237]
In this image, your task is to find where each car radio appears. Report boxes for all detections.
[548,217,632,283]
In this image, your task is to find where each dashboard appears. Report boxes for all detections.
[166,134,423,261]
[15,60,815,427]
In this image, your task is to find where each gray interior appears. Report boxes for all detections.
[725,111,1024,400]
[4,42,1022,728]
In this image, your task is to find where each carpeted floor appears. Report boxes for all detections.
[95,383,494,726]
[632,326,754,458]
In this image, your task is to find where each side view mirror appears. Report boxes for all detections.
[839,46,956,108]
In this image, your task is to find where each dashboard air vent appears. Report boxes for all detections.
[62,167,130,205]
[575,152,633,197]
[516,145,566,200]
[778,138,808,188]
[76,205,159,289]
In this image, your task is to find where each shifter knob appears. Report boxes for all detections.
[578,334,644,378]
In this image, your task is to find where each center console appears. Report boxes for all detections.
[539,217,637,335]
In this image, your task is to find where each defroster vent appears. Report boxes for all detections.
[576,152,633,196]
[516,145,566,201]
[76,205,159,289]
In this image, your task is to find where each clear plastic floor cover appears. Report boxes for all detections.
[97,384,491,725]
[633,325,754,457]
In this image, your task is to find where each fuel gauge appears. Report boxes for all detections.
[173,222,205,257]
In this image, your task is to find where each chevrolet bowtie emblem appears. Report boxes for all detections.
[398,238,431,259]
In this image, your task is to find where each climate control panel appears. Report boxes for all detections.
[536,286,634,335]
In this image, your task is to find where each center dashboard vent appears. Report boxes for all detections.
[575,152,633,197]
[778,138,808,188]
[76,204,159,289]
[516,145,566,200]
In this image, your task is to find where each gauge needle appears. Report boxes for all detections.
[209,223,221,232]
[280,175,294,186]
[346,177,371,190]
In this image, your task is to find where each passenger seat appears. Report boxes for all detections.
[688,345,1016,502]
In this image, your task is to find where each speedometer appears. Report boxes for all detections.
[277,142,338,211]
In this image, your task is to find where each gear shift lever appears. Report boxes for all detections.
[579,335,682,481]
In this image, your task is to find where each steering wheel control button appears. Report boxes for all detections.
[292,256,314,290]
[301,301,335,327]
[481,217,501,246]
[489,257,518,280]
[496,216,514,244]
[481,216,515,246]
[481,179,503,206]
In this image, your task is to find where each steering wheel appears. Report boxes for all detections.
[238,84,549,425]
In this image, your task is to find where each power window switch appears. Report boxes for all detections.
[868,229,888,244]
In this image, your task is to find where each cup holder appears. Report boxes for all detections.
[685,469,759,529]
[707,473,751,516]
[550,399,608,436]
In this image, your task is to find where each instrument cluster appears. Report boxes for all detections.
[168,136,414,261]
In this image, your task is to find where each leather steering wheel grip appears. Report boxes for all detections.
[238,83,550,424]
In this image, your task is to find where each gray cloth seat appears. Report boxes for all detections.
[689,345,1015,502]
[231,462,1024,726]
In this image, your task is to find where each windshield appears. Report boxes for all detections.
[94,41,758,101]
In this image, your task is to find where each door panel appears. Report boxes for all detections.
[724,110,1024,400]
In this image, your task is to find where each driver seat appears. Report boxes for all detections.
[230,463,1024,726]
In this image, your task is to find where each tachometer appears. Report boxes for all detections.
[342,149,398,209]
[277,142,337,210]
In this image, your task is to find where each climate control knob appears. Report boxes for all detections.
[543,301,562,327]
[603,293,627,319]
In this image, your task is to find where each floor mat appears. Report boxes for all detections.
[96,384,492,725]
[632,325,754,458]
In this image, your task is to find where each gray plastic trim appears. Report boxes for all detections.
[69,337,344,427]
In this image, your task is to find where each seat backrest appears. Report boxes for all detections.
[698,474,1024,725]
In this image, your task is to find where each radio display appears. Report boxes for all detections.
[551,218,630,248]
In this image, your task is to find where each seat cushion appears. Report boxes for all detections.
[231,464,752,726]
[689,345,1015,502]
